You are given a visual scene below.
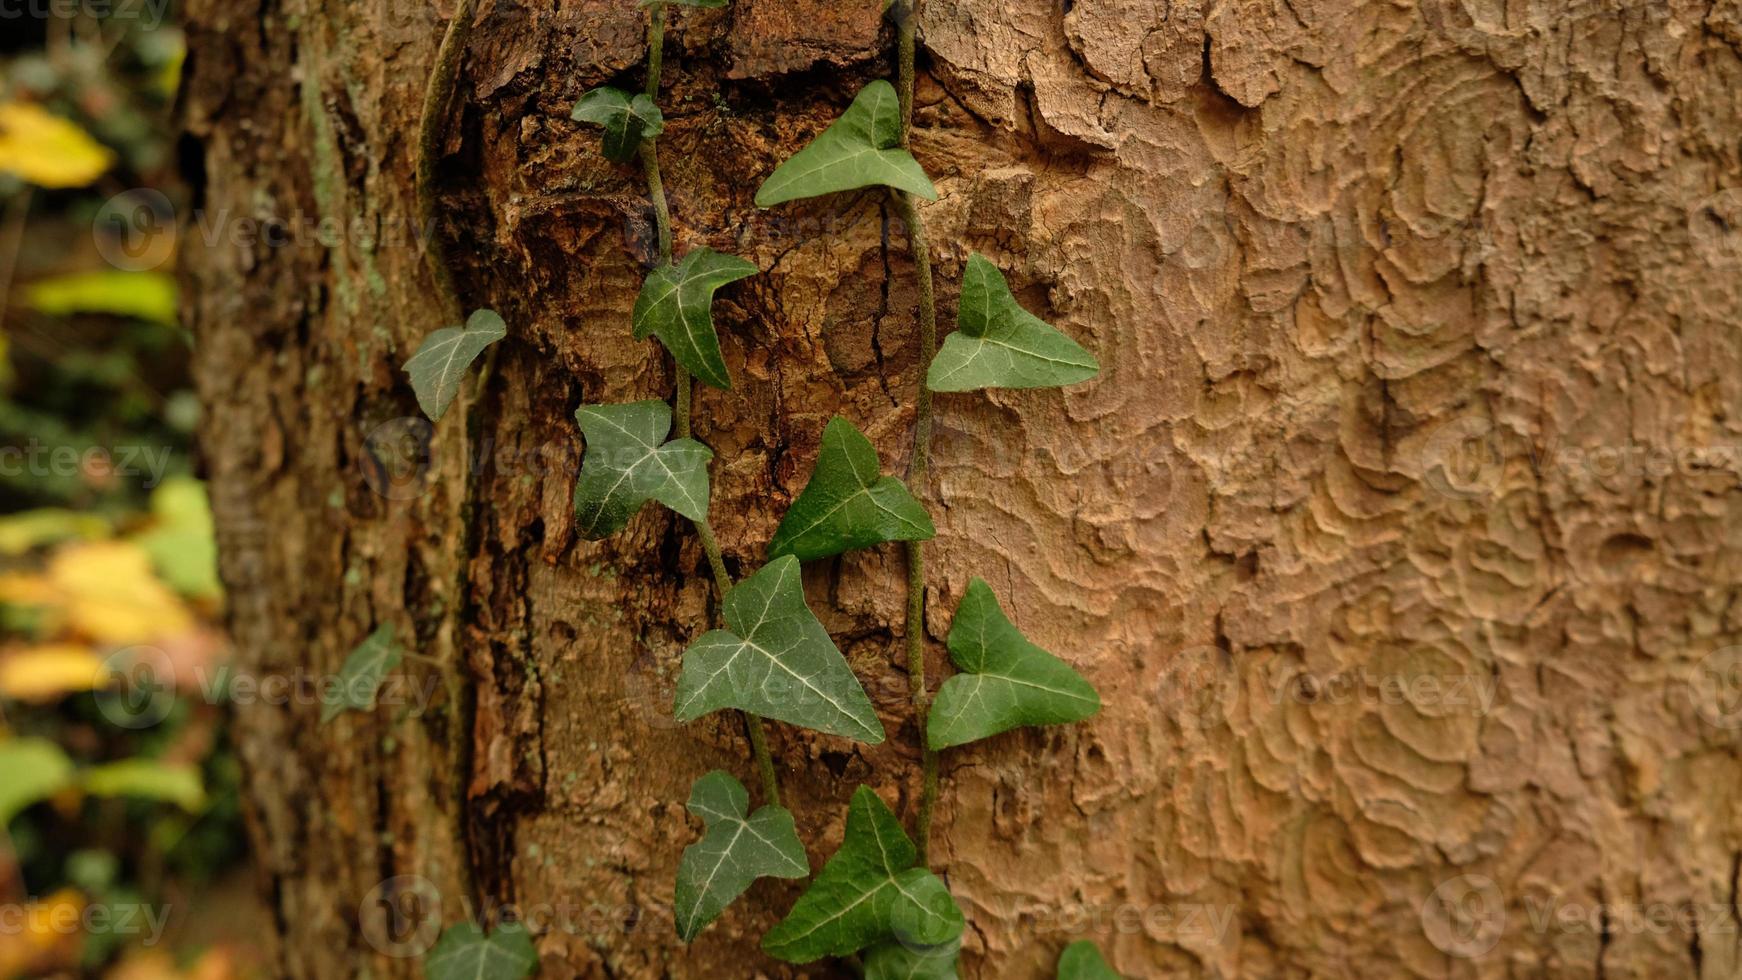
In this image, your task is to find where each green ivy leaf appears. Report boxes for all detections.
[926,255,1098,392]
[424,922,538,980]
[1057,940,1122,979]
[762,786,963,962]
[754,80,937,207]
[675,555,884,743]
[632,248,758,390]
[570,86,665,163]
[321,624,402,724]
[864,939,960,979]
[572,401,713,537]
[767,417,934,561]
[675,770,809,941]
[927,580,1100,750]
[0,737,73,825]
[403,309,507,421]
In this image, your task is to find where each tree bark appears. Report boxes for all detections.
[179,0,1742,976]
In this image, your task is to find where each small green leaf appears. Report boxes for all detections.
[321,625,402,724]
[675,555,884,743]
[403,309,507,421]
[0,738,73,825]
[424,922,538,980]
[762,786,963,962]
[865,939,960,979]
[1057,940,1122,979]
[675,770,809,940]
[927,580,1099,750]
[926,256,1098,392]
[570,86,665,163]
[80,759,206,812]
[768,417,934,561]
[573,401,713,537]
[632,248,758,390]
[754,80,937,207]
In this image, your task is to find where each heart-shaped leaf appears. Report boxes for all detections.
[754,80,937,207]
[570,86,665,163]
[675,770,809,940]
[675,555,884,743]
[632,248,758,390]
[926,256,1098,392]
[424,922,537,980]
[865,939,961,979]
[762,786,963,962]
[927,580,1100,750]
[573,401,713,537]
[321,624,402,724]
[403,309,508,421]
[768,417,934,561]
[1057,940,1122,979]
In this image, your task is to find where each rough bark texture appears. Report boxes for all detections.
[180,0,1742,976]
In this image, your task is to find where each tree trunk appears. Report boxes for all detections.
[179,0,1742,976]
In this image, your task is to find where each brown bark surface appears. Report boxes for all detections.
[180,0,1742,976]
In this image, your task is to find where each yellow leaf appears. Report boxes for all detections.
[0,887,83,978]
[48,541,192,644]
[0,102,114,189]
[0,644,109,701]
[0,572,57,607]
[0,508,110,556]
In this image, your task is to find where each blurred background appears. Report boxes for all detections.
[0,4,262,978]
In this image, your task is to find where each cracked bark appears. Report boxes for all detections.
[181,0,1742,976]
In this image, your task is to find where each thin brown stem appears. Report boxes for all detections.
[0,190,33,336]
[415,0,478,323]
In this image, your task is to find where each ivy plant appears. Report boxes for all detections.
[928,580,1100,749]
[321,623,401,724]
[675,555,885,743]
[394,0,1110,972]
[762,787,963,962]
[402,308,507,421]
[571,400,712,537]
[927,255,1099,392]
[674,770,809,940]
[632,247,758,389]
[425,922,539,980]
[767,416,934,561]
[754,80,937,206]
[571,87,664,163]
[1057,939,1123,978]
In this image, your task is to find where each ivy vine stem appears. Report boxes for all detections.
[415,0,478,322]
[891,0,942,868]
[637,3,782,811]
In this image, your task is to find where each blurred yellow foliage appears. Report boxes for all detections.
[0,888,84,979]
[0,643,109,701]
[0,102,114,188]
[47,541,193,644]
